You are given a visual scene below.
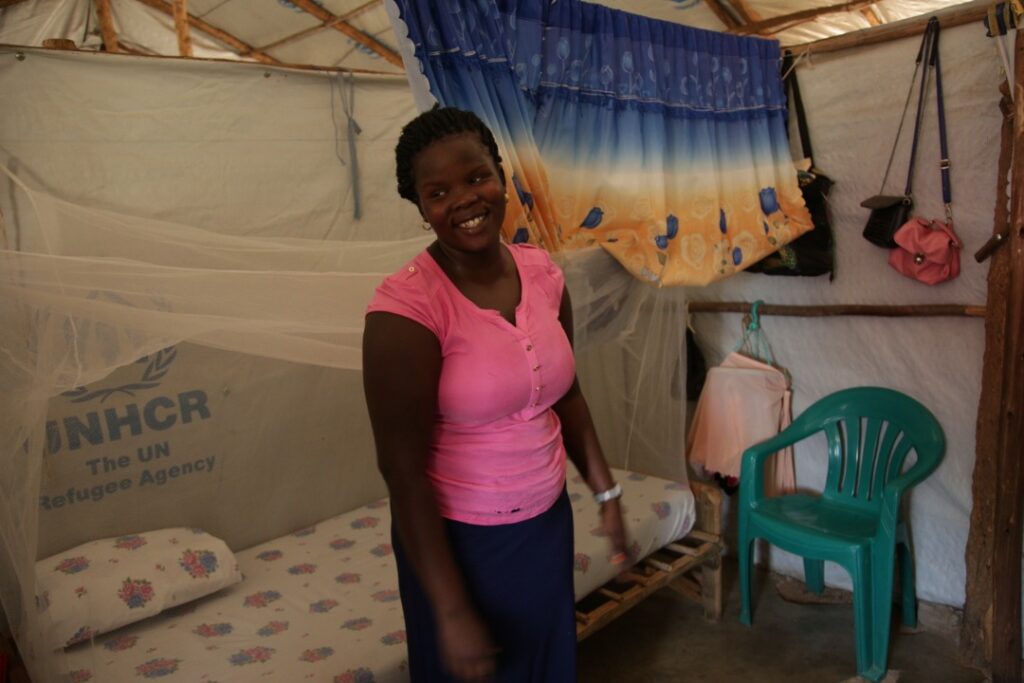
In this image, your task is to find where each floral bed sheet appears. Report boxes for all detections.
[61,467,693,682]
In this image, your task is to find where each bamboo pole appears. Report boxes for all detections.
[734,0,877,36]
[131,0,282,65]
[286,0,403,68]
[251,0,381,55]
[989,29,1024,683]
[961,82,1015,673]
[687,302,986,318]
[172,0,192,57]
[94,0,120,54]
[0,0,31,6]
[788,0,991,55]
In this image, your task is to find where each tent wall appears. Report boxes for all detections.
[688,22,1002,609]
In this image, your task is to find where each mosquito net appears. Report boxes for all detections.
[0,47,687,680]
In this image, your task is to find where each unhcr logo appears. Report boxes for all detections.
[45,347,212,454]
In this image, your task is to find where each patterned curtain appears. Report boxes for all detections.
[389,0,812,286]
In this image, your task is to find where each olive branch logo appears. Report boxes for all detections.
[61,347,178,404]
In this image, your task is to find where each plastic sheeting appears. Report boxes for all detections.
[689,21,1003,608]
[0,46,688,681]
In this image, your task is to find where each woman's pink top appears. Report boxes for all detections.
[366,243,575,525]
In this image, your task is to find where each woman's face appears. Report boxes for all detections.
[412,132,506,255]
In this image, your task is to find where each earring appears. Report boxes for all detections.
[504,192,510,202]
[421,221,432,231]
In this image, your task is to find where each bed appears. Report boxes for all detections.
[58,467,721,682]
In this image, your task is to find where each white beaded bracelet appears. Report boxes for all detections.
[593,482,622,504]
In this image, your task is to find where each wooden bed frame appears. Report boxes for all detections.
[575,480,724,638]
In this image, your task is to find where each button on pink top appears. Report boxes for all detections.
[366,243,575,525]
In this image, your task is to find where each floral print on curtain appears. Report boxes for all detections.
[390,0,812,286]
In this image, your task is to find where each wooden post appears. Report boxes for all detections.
[286,0,403,68]
[131,0,283,65]
[989,29,1024,683]
[734,0,877,36]
[961,81,1015,672]
[172,0,192,57]
[788,0,990,56]
[94,0,120,54]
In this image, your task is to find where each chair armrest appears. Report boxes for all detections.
[739,427,808,504]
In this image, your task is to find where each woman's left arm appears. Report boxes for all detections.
[552,286,630,564]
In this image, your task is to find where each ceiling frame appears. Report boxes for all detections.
[286,0,403,68]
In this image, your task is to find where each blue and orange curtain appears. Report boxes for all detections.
[389,0,812,286]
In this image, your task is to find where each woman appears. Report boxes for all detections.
[363,107,628,683]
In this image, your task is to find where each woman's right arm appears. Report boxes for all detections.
[362,311,497,682]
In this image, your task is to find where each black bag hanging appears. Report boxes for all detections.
[860,23,936,248]
[748,51,835,277]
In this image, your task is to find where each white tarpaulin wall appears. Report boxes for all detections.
[689,21,1004,608]
[0,46,688,681]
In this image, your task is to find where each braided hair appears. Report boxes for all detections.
[394,106,504,205]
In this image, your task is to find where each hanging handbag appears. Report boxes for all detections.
[749,51,835,277]
[888,18,962,284]
[860,22,936,248]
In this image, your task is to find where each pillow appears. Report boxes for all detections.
[35,528,242,650]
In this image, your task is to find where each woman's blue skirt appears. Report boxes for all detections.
[392,488,577,682]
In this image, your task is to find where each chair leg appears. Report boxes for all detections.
[897,541,917,628]
[803,558,825,595]
[861,545,899,683]
[739,537,755,626]
[850,550,886,682]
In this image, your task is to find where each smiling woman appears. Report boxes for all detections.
[362,107,629,683]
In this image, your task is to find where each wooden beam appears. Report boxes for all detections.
[172,0,192,57]
[734,0,877,36]
[860,6,882,27]
[131,0,283,65]
[285,0,403,68]
[253,0,381,55]
[687,302,986,318]
[990,30,1024,683]
[788,0,991,55]
[94,0,120,54]
[703,0,741,30]
[961,82,1015,675]
[730,0,763,25]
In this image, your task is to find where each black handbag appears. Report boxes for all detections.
[749,51,834,277]
[861,23,935,248]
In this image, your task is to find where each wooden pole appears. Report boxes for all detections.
[251,0,381,55]
[94,0,120,54]
[788,0,990,55]
[860,6,882,27]
[172,0,192,57]
[734,0,877,36]
[687,302,986,318]
[131,0,283,65]
[703,0,742,30]
[961,82,1015,673]
[989,29,1024,683]
[285,0,403,68]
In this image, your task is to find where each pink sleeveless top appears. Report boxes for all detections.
[366,243,575,525]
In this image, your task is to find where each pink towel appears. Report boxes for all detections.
[687,352,796,496]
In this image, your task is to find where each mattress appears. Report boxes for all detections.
[61,466,694,682]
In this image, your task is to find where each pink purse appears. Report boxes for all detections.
[888,217,961,285]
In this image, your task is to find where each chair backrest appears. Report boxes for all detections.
[791,387,945,512]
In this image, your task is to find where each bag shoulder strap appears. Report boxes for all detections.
[782,51,814,163]
[931,19,953,220]
[878,22,936,196]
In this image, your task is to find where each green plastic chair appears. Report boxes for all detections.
[737,387,945,682]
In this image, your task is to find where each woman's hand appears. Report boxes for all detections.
[600,498,631,578]
[437,605,499,682]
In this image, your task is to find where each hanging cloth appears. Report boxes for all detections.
[687,302,796,496]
